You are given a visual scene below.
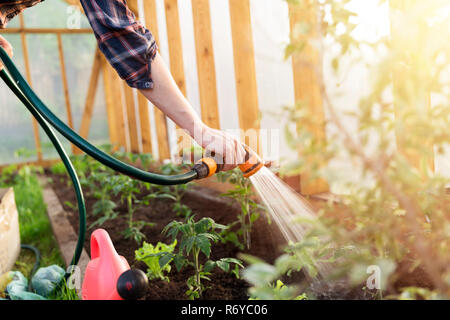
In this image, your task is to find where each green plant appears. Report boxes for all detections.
[146,162,193,218]
[111,148,155,171]
[147,184,191,217]
[274,0,450,298]
[48,278,79,300]
[0,164,18,185]
[111,175,154,244]
[88,173,119,229]
[240,254,308,300]
[1,165,64,273]
[14,147,36,159]
[134,153,155,171]
[252,280,308,301]
[70,154,101,179]
[135,240,177,282]
[49,161,67,176]
[393,287,445,300]
[90,199,118,229]
[217,169,266,250]
[161,216,243,299]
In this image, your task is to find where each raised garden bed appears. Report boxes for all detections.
[44,162,437,300]
[47,171,289,300]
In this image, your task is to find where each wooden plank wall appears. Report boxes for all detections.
[229,0,261,153]
[288,1,329,195]
[1,1,344,196]
[142,0,171,160]
[163,0,193,155]
[192,0,220,129]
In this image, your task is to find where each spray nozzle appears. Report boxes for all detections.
[238,146,264,178]
[193,146,263,179]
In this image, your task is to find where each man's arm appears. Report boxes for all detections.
[0,35,13,70]
[80,0,246,170]
[138,53,246,170]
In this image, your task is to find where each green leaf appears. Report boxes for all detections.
[204,260,216,273]
[159,253,175,269]
[242,263,278,287]
[216,260,230,273]
[220,258,244,269]
[174,254,186,272]
[196,235,211,257]
[182,236,196,255]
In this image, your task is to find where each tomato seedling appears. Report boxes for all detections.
[161,216,243,299]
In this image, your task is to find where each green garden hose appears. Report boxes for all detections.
[20,244,41,290]
[0,66,86,268]
[0,48,198,186]
[0,46,203,269]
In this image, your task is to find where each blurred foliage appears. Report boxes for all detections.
[244,0,450,299]
[1,164,64,276]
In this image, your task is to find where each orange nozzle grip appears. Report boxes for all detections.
[238,147,263,178]
[198,157,218,178]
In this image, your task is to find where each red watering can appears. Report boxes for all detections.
[82,229,130,300]
[81,229,149,300]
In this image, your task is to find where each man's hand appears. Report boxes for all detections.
[196,124,247,172]
[0,35,13,70]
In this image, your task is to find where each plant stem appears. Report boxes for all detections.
[245,201,251,249]
[127,195,133,229]
[193,248,201,295]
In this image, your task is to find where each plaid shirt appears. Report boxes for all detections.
[80,0,158,89]
[0,0,43,28]
[1,0,157,89]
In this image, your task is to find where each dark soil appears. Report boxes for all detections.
[46,172,433,300]
[47,173,288,300]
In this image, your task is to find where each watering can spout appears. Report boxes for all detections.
[81,229,130,300]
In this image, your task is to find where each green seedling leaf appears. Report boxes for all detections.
[196,235,212,258]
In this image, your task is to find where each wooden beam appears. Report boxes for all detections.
[19,14,42,161]
[143,0,161,45]
[56,33,76,154]
[289,1,329,195]
[110,70,128,151]
[0,159,61,173]
[127,0,139,15]
[153,104,171,159]
[192,0,220,129]
[229,0,260,152]
[128,0,153,154]
[164,0,191,156]
[137,93,153,154]
[63,0,83,11]
[123,84,140,153]
[143,0,171,160]
[164,0,186,96]
[101,56,120,147]
[77,48,102,154]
